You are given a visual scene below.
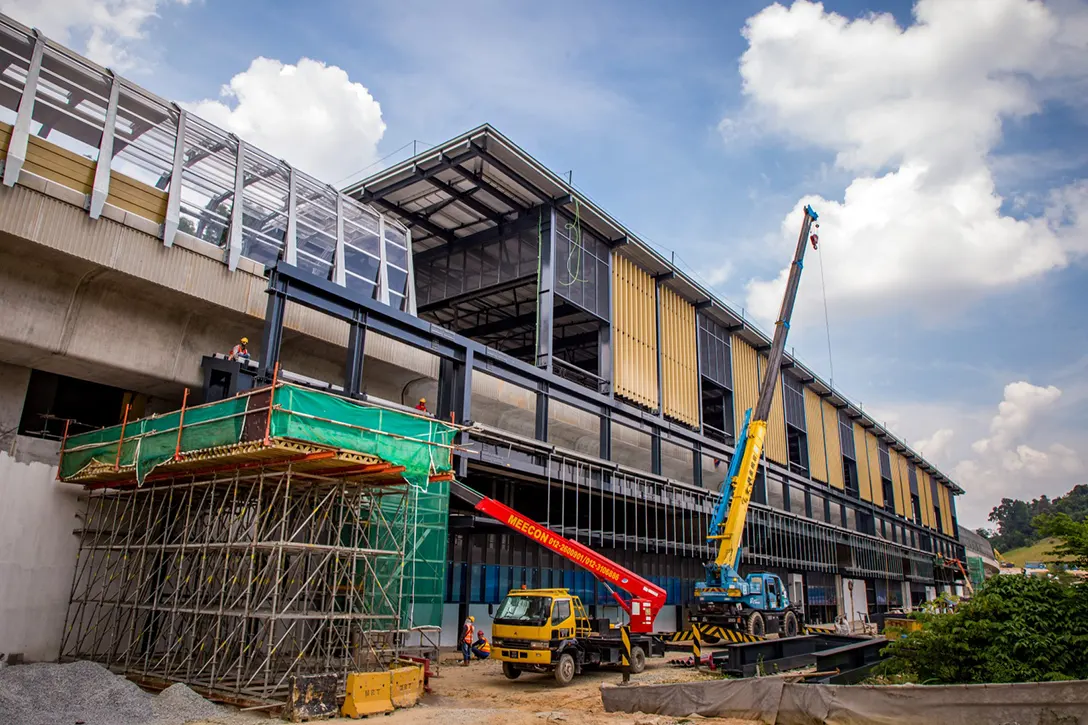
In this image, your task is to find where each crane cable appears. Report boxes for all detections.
[815,233,835,389]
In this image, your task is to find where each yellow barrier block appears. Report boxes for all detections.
[883,616,923,640]
[389,665,424,708]
[342,672,393,719]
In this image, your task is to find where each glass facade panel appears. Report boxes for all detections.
[697,315,732,389]
[555,212,610,318]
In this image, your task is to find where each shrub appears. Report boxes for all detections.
[883,575,1088,683]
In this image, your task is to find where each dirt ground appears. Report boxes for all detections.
[183,652,758,725]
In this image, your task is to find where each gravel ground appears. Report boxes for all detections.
[0,661,248,725]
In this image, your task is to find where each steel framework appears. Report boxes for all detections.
[60,467,410,703]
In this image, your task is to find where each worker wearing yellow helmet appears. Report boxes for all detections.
[415,397,429,414]
[460,615,475,666]
[229,336,250,362]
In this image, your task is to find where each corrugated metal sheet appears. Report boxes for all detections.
[804,387,827,482]
[854,424,873,502]
[822,399,844,489]
[612,253,658,410]
[659,285,699,427]
[759,354,788,465]
[731,335,759,435]
[865,431,884,508]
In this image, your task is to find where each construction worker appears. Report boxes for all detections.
[460,616,475,666]
[471,631,491,660]
[229,337,250,362]
[415,397,428,414]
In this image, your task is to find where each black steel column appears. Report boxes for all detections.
[535,206,556,371]
[438,349,473,478]
[345,310,367,399]
[692,441,703,488]
[259,272,287,382]
[599,415,611,461]
[535,389,550,443]
[599,247,613,395]
[651,431,662,476]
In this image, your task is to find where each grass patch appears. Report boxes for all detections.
[1001,537,1071,567]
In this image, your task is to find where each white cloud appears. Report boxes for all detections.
[0,0,189,70]
[185,57,387,182]
[950,381,1082,526]
[737,0,1088,326]
[916,427,954,463]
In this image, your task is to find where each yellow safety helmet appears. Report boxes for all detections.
[419,397,426,403]
[468,616,475,622]
[240,337,249,344]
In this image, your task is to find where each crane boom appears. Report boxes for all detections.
[450,480,667,619]
[711,205,819,569]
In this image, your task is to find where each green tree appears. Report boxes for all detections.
[884,575,1088,683]
[1034,513,1088,569]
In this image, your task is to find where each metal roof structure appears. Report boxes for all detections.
[345,124,963,495]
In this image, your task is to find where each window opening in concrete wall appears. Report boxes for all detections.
[18,370,130,439]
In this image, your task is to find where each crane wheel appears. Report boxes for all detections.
[783,610,799,638]
[554,652,576,686]
[629,646,646,674]
[746,612,765,637]
[502,662,521,680]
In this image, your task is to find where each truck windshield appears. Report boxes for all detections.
[493,595,553,624]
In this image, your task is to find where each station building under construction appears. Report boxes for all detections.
[0,12,967,685]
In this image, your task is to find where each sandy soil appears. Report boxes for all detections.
[184,652,758,725]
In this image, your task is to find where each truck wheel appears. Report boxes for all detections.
[783,610,799,638]
[502,662,521,680]
[629,646,646,674]
[746,612,765,638]
[554,652,576,686]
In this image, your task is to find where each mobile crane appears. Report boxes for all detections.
[450,481,667,685]
[690,205,819,640]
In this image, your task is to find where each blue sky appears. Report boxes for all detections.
[10,0,1088,528]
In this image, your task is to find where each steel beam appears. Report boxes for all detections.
[425,174,506,224]
[369,196,455,244]
[89,72,120,218]
[448,164,529,212]
[227,137,246,270]
[535,206,557,370]
[284,166,298,265]
[163,108,187,247]
[3,31,43,187]
[345,311,367,399]
[357,149,477,203]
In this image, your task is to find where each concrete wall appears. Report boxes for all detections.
[0,444,82,662]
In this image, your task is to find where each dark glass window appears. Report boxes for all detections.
[697,315,732,389]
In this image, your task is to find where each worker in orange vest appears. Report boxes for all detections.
[460,616,475,666]
[229,337,250,362]
[471,631,491,660]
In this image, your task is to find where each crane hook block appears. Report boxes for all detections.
[804,204,819,221]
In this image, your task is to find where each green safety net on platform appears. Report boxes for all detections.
[967,556,985,589]
[59,384,456,628]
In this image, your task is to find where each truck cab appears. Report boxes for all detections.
[491,588,662,685]
[692,571,801,638]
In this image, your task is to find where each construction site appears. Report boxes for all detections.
[0,8,1084,725]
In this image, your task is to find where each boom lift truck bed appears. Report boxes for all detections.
[450,481,666,685]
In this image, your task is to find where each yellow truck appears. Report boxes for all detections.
[490,588,666,685]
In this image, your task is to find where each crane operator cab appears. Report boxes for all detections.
[491,588,663,685]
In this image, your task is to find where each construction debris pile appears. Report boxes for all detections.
[0,661,229,725]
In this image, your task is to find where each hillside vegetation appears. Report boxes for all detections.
[1001,537,1069,567]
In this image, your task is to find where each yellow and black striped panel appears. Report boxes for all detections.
[805,387,828,483]
[803,622,836,635]
[666,626,766,644]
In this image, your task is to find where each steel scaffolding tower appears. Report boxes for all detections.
[60,467,409,703]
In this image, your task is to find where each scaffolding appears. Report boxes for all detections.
[56,380,459,705]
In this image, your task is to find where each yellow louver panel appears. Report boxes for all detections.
[731,336,759,436]
[890,449,907,517]
[918,469,934,529]
[822,399,843,489]
[940,485,954,534]
[854,424,873,502]
[612,254,658,410]
[865,431,884,508]
[659,286,699,427]
[804,388,827,482]
[27,134,95,195]
[759,354,788,466]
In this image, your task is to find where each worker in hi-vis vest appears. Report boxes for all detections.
[471,631,491,660]
[460,616,475,666]
[229,337,250,362]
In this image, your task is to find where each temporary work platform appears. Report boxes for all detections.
[56,381,458,704]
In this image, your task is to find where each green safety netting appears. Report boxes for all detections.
[59,384,457,627]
